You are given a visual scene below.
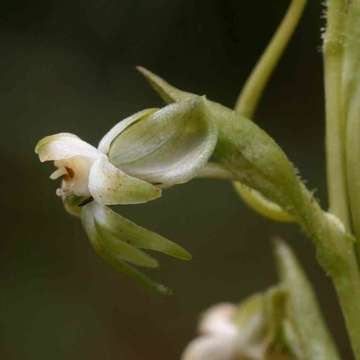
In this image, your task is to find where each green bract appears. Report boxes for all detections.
[274,241,340,360]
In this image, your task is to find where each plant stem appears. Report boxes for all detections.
[211,101,360,359]
[324,0,350,230]
[343,1,360,255]
[324,2,360,356]
[346,86,360,256]
[332,250,360,360]
[235,0,306,118]
[233,0,306,222]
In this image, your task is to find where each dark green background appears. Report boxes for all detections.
[0,0,352,359]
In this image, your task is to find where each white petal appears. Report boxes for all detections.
[108,98,218,187]
[35,132,100,162]
[88,157,161,205]
[181,335,238,360]
[98,109,158,154]
[199,303,238,337]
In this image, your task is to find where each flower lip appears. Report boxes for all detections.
[35,133,104,198]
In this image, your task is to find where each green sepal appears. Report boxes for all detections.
[81,202,173,295]
[99,249,172,295]
[136,68,300,218]
[94,221,159,268]
[274,240,340,360]
[136,66,193,103]
[93,202,191,261]
[108,97,218,187]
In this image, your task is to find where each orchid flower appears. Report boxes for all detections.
[181,299,276,360]
[181,303,241,360]
[35,130,161,211]
[35,101,218,293]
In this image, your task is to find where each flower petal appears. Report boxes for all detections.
[181,335,238,360]
[108,98,218,187]
[93,203,191,260]
[81,203,172,294]
[94,220,158,268]
[88,157,161,205]
[35,133,100,162]
[98,108,158,154]
[199,303,237,337]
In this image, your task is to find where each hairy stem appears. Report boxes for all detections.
[210,102,360,359]
[324,0,350,230]
[234,0,306,222]
[343,1,360,256]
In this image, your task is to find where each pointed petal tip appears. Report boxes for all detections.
[135,66,193,103]
[136,66,153,79]
[272,237,288,258]
[136,65,146,72]
[177,249,192,261]
[95,219,160,269]
[156,284,173,296]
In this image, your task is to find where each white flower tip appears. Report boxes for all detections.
[35,133,82,162]
[199,303,237,337]
[181,335,238,360]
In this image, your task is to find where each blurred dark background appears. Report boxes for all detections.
[0,0,352,359]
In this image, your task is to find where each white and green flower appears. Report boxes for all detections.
[181,303,240,360]
[35,130,161,208]
[182,288,295,360]
[35,99,218,292]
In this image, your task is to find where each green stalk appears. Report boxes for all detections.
[332,252,360,360]
[137,64,360,357]
[235,0,306,117]
[324,2,360,356]
[234,0,306,223]
[343,1,360,255]
[211,105,360,359]
[324,0,350,230]
[346,87,360,255]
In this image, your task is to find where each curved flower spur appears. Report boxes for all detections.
[35,101,218,293]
